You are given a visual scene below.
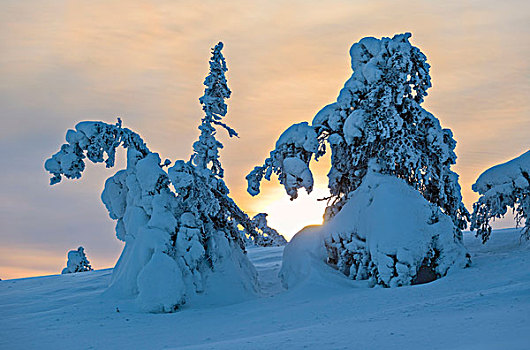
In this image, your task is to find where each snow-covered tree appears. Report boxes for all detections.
[471,150,530,242]
[247,33,468,229]
[46,43,258,312]
[248,213,287,247]
[62,246,92,274]
[249,33,470,287]
[192,42,238,178]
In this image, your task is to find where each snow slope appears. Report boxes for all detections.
[1,231,529,349]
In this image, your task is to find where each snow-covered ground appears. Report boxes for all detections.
[1,229,529,349]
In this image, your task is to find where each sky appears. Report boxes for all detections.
[0,0,528,279]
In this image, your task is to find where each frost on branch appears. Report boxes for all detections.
[62,246,93,274]
[471,150,530,242]
[252,33,469,288]
[46,42,258,312]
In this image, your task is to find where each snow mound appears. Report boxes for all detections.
[280,173,469,289]
[136,252,186,313]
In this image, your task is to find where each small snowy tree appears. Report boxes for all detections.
[62,246,92,274]
[471,150,530,242]
[249,33,469,287]
[249,213,287,247]
[46,42,258,312]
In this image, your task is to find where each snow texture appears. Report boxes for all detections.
[280,173,469,288]
[471,150,530,242]
[61,246,93,274]
[1,230,529,349]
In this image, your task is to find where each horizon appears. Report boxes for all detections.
[1,0,529,279]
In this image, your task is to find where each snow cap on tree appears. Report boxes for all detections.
[247,33,468,230]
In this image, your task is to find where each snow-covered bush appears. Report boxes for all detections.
[248,213,287,247]
[62,246,93,274]
[280,173,469,288]
[46,42,258,312]
[471,150,530,242]
[249,33,470,287]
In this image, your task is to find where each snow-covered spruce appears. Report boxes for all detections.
[248,213,287,247]
[61,246,93,274]
[46,43,258,312]
[250,33,470,287]
[471,150,530,242]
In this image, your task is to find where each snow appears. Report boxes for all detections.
[136,252,186,313]
[135,153,168,194]
[282,157,314,198]
[473,150,530,194]
[471,150,530,241]
[275,122,318,154]
[280,173,468,288]
[1,230,529,349]
[342,109,365,144]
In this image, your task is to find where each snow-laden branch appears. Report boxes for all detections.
[471,150,530,242]
[45,118,149,185]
